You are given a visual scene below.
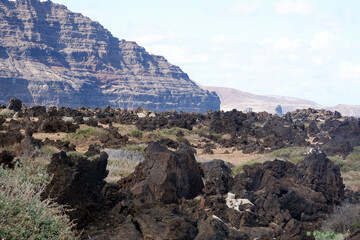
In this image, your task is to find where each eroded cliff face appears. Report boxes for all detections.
[0,0,220,112]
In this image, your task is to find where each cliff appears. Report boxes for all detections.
[0,0,220,112]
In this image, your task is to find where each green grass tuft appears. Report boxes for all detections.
[130,129,144,139]
[66,151,86,158]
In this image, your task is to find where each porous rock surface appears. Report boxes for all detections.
[0,0,220,113]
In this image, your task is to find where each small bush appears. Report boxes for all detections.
[41,146,59,157]
[63,127,107,148]
[0,109,14,117]
[268,147,308,163]
[307,230,345,240]
[321,202,360,234]
[0,160,76,239]
[210,133,222,141]
[130,129,143,139]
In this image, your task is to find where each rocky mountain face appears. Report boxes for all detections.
[0,0,220,112]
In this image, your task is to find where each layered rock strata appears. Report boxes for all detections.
[0,0,220,112]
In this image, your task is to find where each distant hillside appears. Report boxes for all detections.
[201,86,320,113]
[327,105,360,117]
[0,0,219,113]
[201,85,360,117]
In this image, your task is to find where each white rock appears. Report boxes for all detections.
[226,192,254,212]
[137,113,146,118]
[212,215,223,222]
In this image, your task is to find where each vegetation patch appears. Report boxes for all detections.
[130,129,144,139]
[0,109,14,117]
[41,146,59,157]
[232,147,310,176]
[0,159,76,239]
[63,127,107,147]
[66,151,86,158]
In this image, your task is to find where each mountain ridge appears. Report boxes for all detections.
[201,85,360,117]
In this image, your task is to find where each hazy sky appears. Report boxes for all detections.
[53,0,360,106]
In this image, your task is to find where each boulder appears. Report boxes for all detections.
[297,148,345,204]
[0,131,23,148]
[118,142,204,204]
[42,151,108,228]
[200,159,233,195]
[230,151,345,238]
[85,144,102,157]
[7,98,22,112]
[0,150,17,169]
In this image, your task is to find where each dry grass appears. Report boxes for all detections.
[33,132,68,141]
[320,202,360,237]
[104,147,145,183]
[63,127,107,150]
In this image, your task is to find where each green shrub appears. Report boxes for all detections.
[232,159,262,176]
[0,160,76,239]
[268,147,308,163]
[121,145,147,155]
[0,109,14,117]
[66,151,86,158]
[210,133,222,141]
[41,146,59,157]
[64,127,97,141]
[307,230,345,240]
[159,127,191,137]
[130,129,143,139]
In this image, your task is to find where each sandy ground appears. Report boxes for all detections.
[195,147,261,166]
[33,132,68,141]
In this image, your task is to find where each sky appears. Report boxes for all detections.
[53,0,360,106]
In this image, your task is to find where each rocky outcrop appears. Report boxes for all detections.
[118,142,204,204]
[230,149,345,239]
[0,0,220,113]
[200,159,233,195]
[0,150,17,169]
[42,151,109,227]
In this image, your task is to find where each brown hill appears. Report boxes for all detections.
[201,85,360,117]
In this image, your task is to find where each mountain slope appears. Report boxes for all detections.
[201,85,320,113]
[0,0,220,112]
[201,85,360,117]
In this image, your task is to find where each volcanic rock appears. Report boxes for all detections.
[200,159,233,195]
[0,150,16,169]
[7,98,22,112]
[118,142,204,204]
[42,151,109,227]
[230,150,345,238]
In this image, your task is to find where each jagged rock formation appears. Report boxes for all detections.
[0,0,220,112]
